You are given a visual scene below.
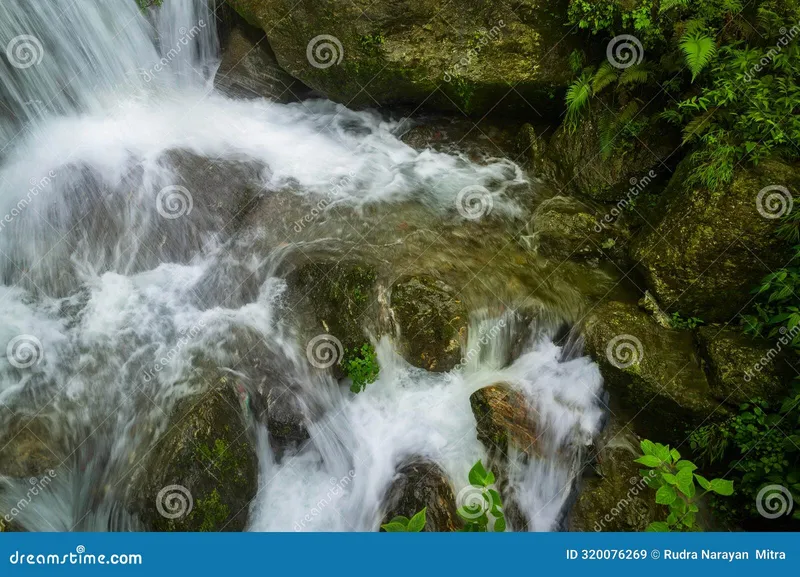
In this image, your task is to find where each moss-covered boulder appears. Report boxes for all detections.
[380,459,461,532]
[583,300,725,444]
[391,275,467,372]
[633,159,800,321]
[286,261,377,376]
[522,116,673,201]
[129,370,257,531]
[226,0,576,115]
[527,195,629,263]
[696,325,793,406]
[569,421,662,531]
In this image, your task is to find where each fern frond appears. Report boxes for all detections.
[618,64,650,87]
[616,100,641,128]
[598,111,617,159]
[565,73,593,127]
[681,109,716,144]
[592,61,619,93]
[680,32,717,82]
[659,0,688,13]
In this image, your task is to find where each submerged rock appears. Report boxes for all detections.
[380,459,461,532]
[696,325,793,406]
[391,275,467,372]
[583,300,725,444]
[633,158,800,321]
[265,385,310,454]
[129,369,257,531]
[226,0,576,115]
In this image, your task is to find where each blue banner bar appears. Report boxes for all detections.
[0,533,796,575]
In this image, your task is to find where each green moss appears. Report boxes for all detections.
[192,489,230,532]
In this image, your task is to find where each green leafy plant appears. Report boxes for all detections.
[669,312,705,330]
[636,439,733,531]
[679,31,718,81]
[381,507,427,532]
[457,460,506,532]
[344,344,380,393]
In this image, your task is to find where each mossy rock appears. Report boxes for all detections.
[583,300,726,444]
[265,385,309,456]
[536,115,674,202]
[286,260,377,375]
[633,158,800,321]
[380,459,461,532]
[696,325,794,406]
[0,416,62,478]
[129,369,257,531]
[569,420,662,531]
[226,0,576,116]
[391,275,467,372]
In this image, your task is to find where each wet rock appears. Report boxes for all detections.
[265,385,310,454]
[0,416,61,478]
[215,15,309,102]
[227,0,576,116]
[539,114,673,202]
[633,158,800,321]
[469,383,537,531]
[129,368,257,531]
[638,291,672,329]
[569,420,662,532]
[582,300,726,444]
[391,275,467,372]
[380,459,461,532]
[696,325,793,406]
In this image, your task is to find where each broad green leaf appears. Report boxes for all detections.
[654,443,671,462]
[381,522,408,532]
[640,439,658,456]
[635,455,662,468]
[688,504,699,513]
[676,467,695,497]
[694,474,711,491]
[670,448,681,462]
[646,521,670,532]
[656,485,678,505]
[468,460,489,486]
[494,517,507,532]
[662,473,678,485]
[389,516,409,526]
[710,478,734,496]
[675,460,697,471]
[406,508,427,532]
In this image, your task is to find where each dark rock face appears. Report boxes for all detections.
[391,275,467,372]
[633,159,800,322]
[582,300,726,444]
[696,325,794,406]
[380,459,461,532]
[226,0,576,116]
[265,385,310,454]
[129,369,257,531]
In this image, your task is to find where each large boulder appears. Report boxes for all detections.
[226,0,576,115]
[129,369,258,531]
[633,159,800,321]
[582,300,725,444]
[391,275,468,372]
[696,325,794,406]
[380,459,461,532]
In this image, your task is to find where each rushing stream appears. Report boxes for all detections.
[0,0,607,531]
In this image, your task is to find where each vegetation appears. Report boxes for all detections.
[381,507,427,532]
[669,312,704,330]
[457,460,506,532]
[344,344,380,393]
[565,0,800,189]
[636,439,733,531]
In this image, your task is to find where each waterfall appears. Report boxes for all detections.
[0,0,605,532]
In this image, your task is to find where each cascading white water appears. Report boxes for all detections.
[0,0,605,532]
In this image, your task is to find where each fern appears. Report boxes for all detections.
[565,72,593,127]
[680,31,717,81]
[659,0,688,13]
[592,61,619,93]
[618,64,651,87]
